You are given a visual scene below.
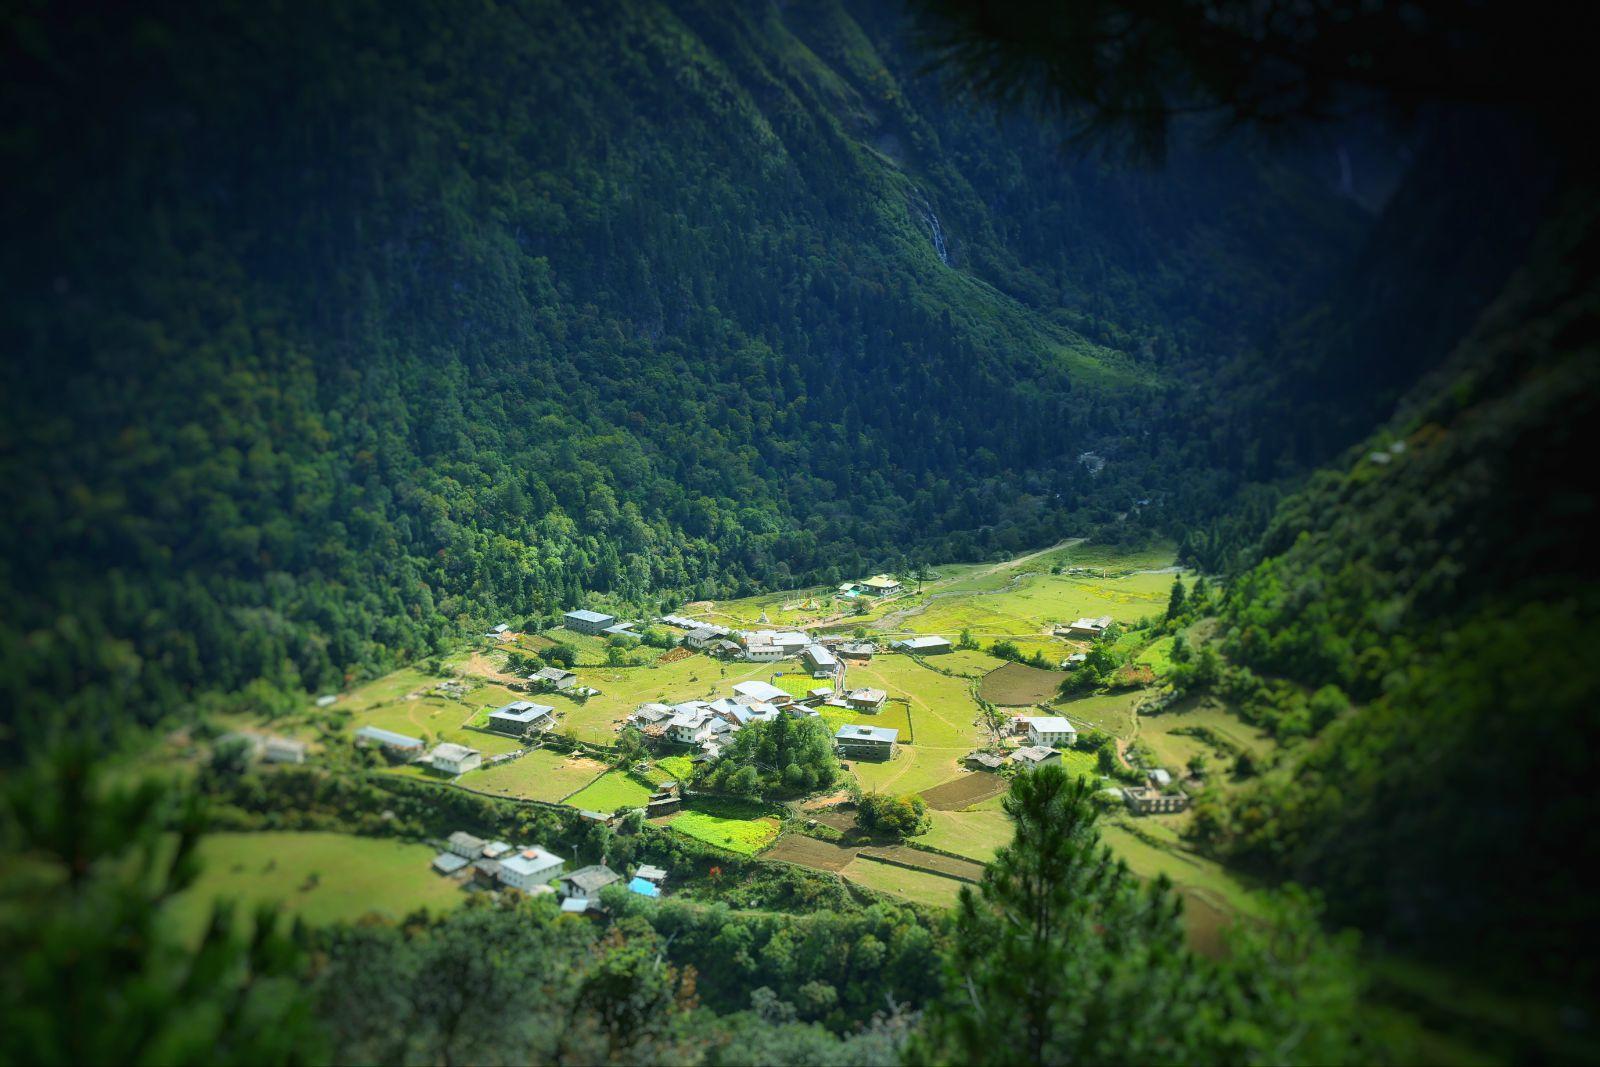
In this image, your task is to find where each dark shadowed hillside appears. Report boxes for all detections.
[0,0,1366,733]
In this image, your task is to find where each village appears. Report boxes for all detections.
[206,544,1240,915]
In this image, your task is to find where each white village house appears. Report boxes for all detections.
[497,846,566,892]
[429,742,482,775]
[1023,715,1078,748]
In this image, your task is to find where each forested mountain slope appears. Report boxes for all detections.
[0,0,1364,733]
[1196,178,1600,992]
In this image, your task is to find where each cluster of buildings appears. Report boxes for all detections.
[430,832,669,912]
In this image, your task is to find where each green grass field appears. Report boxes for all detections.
[564,770,653,810]
[664,798,782,855]
[164,831,466,942]
[839,856,966,908]
[917,804,1015,861]
[458,749,608,802]
[1049,689,1148,738]
[655,755,696,781]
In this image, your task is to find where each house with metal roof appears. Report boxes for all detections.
[497,846,565,892]
[432,852,471,875]
[429,743,482,775]
[801,644,838,677]
[834,723,899,760]
[892,635,952,655]
[859,574,902,596]
[531,666,577,689]
[560,865,621,901]
[354,725,426,753]
[1023,716,1078,748]
[447,831,486,858]
[486,700,556,735]
[732,680,791,705]
[1011,746,1062,772]
[846,688,887,712]
[1060,615,1114,638]
[563,609,617,634]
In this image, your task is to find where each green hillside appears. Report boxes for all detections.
[0,0,1363,734]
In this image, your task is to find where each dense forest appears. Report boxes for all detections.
[1,0,1370,739]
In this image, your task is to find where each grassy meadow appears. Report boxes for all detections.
[164,832,467,942]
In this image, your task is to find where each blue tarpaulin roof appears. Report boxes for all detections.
[628,877,661,897]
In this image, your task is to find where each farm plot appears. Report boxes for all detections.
[459,749,607,802]
[857,845,986,884]
[979,661,1068,705]
[163,831,466,943]
[919,771,1009,810]
[564,771,653,811]
[839,858,965,909]
[764,834,861,872]
[662,797,782,855]
[917,805,1014,861]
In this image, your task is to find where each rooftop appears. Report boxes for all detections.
[432,742,480,761]
[355,725,424,748]
[1025,716,1076,734]
[834,723,899,744]
[564,609,615,624]
[732,680,788,703]
[499,846,564,876]
[489,701,555,723]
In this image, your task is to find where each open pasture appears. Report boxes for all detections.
[340,669,525,757]
[164,832,466,942]
[564,770,653,810]
[917,804,1013,861]
[1048,689,1148,739]
[837,655,992,795]
[458,749,607,802]
[838,857,965,909]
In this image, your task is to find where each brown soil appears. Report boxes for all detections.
[919,772,1009,810]
[978,661,1069,705]
[764,835,861,872]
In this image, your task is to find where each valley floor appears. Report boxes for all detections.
[184,539,1274,950]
